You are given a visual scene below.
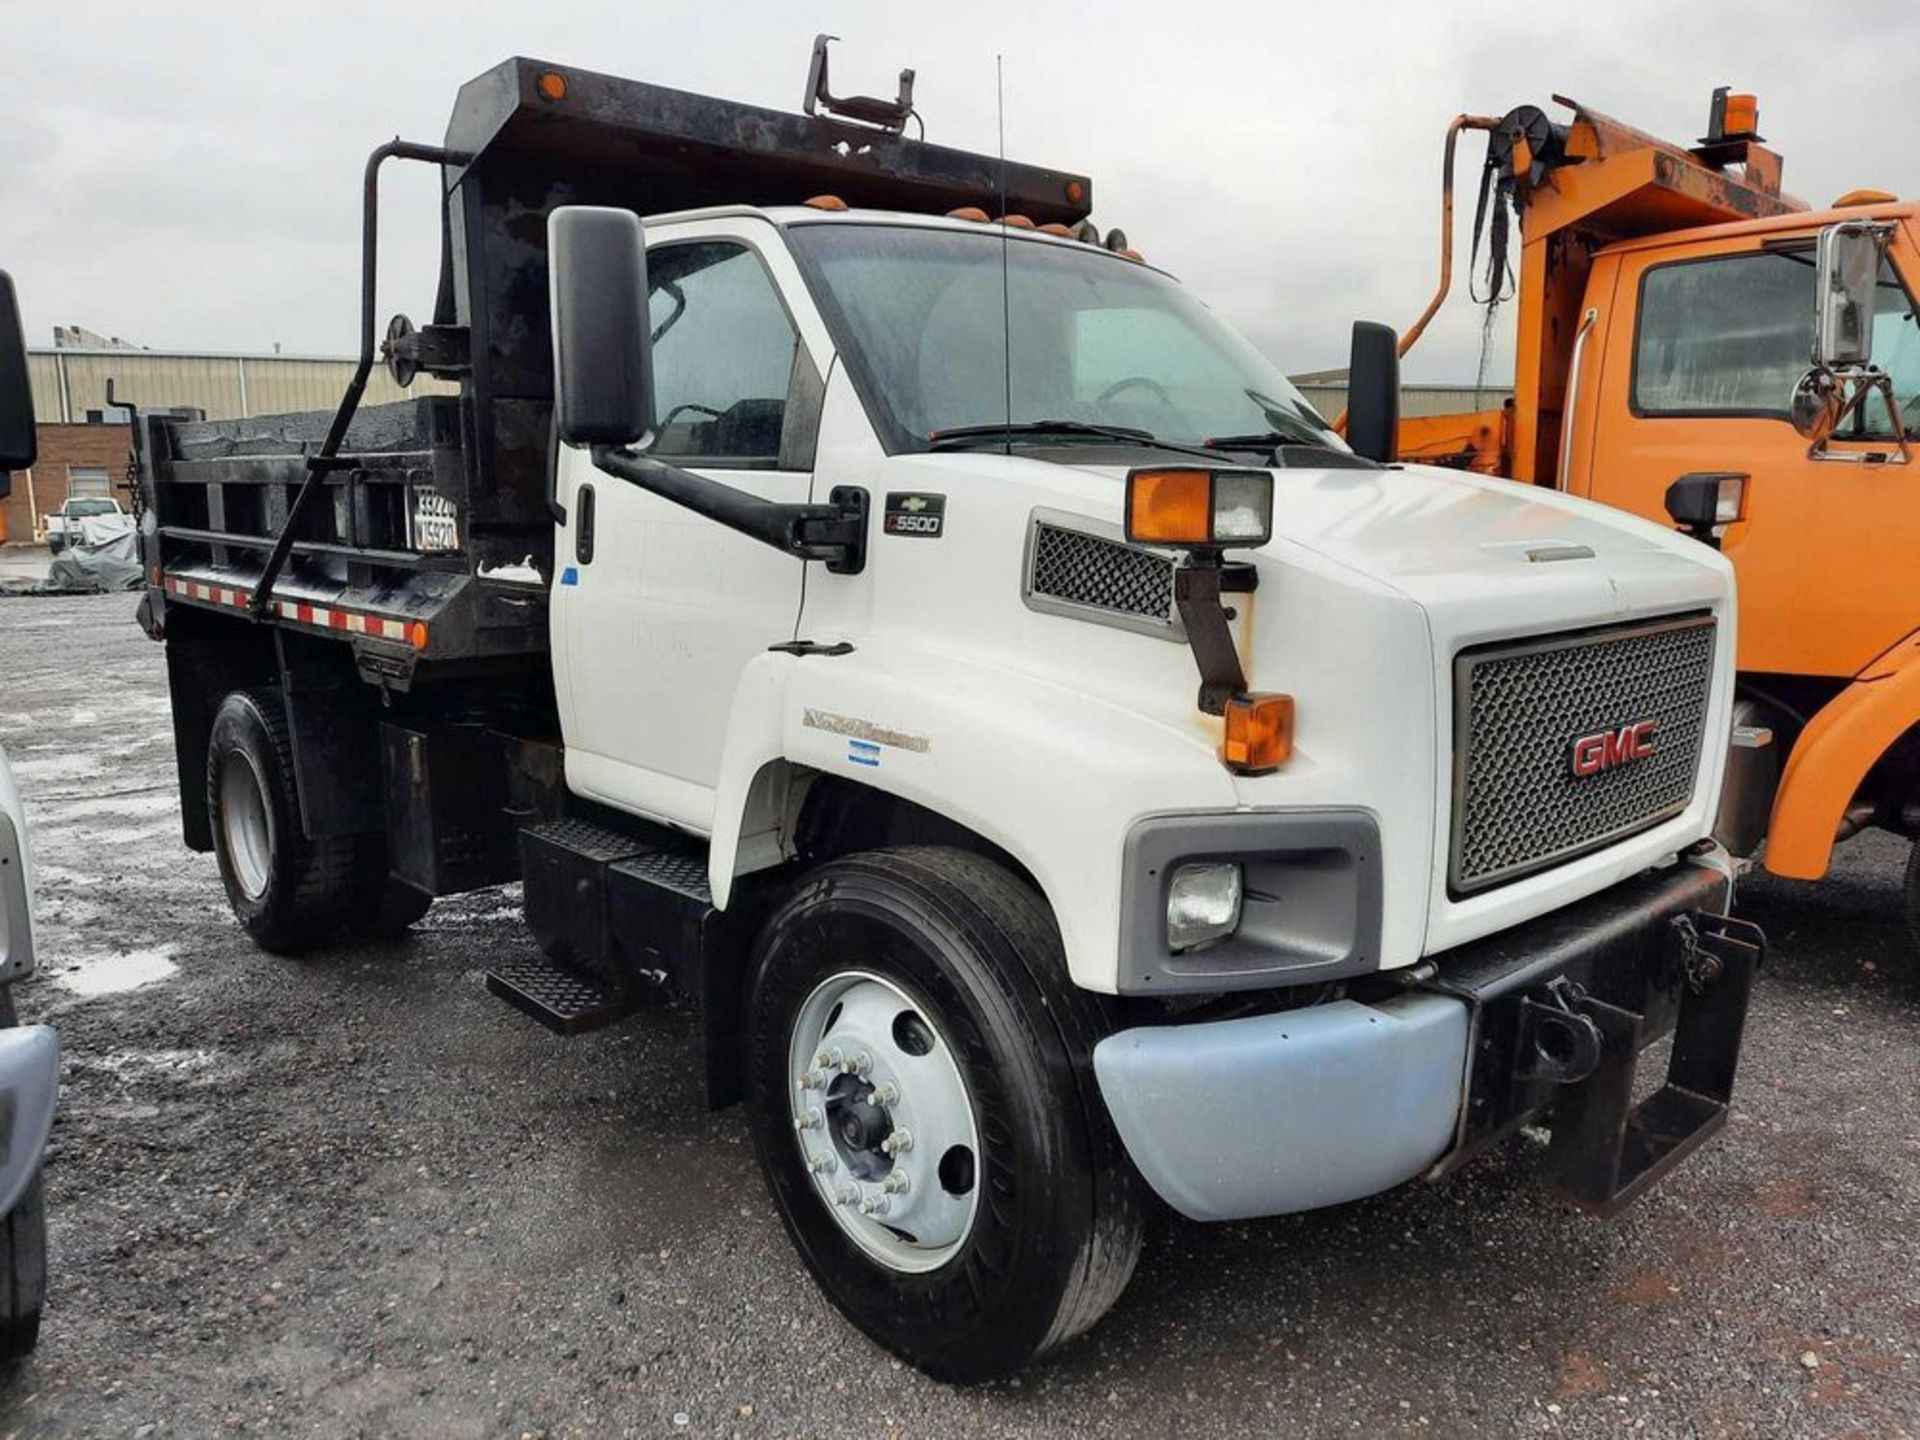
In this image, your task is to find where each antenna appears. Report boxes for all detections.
[997,54,1012,456]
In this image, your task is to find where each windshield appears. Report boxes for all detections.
[65,499,117,517]
[787,223,1340,455]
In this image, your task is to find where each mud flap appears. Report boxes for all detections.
[1544,912,1764,1217]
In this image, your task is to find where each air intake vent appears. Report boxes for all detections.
[1023,514,1181,639]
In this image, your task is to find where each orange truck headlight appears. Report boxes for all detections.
[1222,692,1294,775]
[1124,467,1273,549]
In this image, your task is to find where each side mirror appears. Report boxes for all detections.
[548,207,654,447]
[1346,320,1399,464]
[1812,221,1886,370]
[1788,366,1844,444]
[0,272,35,475]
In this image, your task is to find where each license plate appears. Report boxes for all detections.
[409,488,461,553]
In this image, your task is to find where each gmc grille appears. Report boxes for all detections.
[1450,614,1717,896]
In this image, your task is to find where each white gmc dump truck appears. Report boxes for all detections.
[129,47,1763,1381]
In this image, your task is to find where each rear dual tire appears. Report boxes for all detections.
[746,847,1143,1383]
[206,690,429,952]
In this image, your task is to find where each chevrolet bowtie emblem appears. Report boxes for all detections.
[901,495,929,512]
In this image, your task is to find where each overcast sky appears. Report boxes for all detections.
[4,0,1915,384]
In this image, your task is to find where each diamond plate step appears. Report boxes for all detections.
[484,957,639,1036]
[522,815,656,864]
[610,847,712,905]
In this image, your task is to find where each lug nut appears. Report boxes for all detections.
[796,1070,824,1091]
[870,1082,900,1106]
[832,1185,858,1207]
[881,1128,913,1156]
[845,1050,873,1075]
[857,1195,890,1217]
[816,1047,845,1071]
[794,1108,823,1132]
[808,1154,836,1174]
[882,1171,910,1195]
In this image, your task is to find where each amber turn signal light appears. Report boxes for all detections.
[536,70,569,103]
[1124,467,1273,549]
[1222,692,1293,774]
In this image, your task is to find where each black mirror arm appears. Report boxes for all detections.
[1172,556,1258,715]
[589,445,867,575]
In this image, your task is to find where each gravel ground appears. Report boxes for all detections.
[0,591,1913,1438]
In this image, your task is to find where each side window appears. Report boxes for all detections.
[645,241,798,464]
[1635,248,1920,437]
[1864,266,1920,437]
[1634,252,1811,415]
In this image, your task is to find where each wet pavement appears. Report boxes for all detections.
[0,591,1914,1437]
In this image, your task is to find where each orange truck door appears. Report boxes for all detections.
[1575,228,1920,682]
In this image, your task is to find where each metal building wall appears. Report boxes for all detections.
[1295,384,1513,421]
[26,348,456,425]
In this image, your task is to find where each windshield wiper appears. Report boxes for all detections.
[926,419,1228,463]
[1199,430,1336,455]
[927,420,1156,450]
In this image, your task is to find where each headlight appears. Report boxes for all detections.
[1123,467,1274,549]
[1166,861,1242,951]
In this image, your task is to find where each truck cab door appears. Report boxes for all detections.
[551,224,829,832]
[1577,228,1920,680]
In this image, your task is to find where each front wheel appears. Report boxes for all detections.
[746,847,1143,1383]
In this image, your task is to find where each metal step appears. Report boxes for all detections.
[522,815,660,865]
[610,846,712,905]
[484,957,640,1036]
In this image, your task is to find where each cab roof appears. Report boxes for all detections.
[1598,198,1918,259]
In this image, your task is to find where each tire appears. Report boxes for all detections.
[1904,839,1920,964]
[746,846,1144,1383]
[345,837,433,939]
[205,689,357,954]
[0,989,45,1361]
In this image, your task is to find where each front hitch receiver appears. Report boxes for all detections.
[1542,911,1764,1217]
[1514,977,1604,1086]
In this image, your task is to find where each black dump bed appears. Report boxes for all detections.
[141,55,1092,679]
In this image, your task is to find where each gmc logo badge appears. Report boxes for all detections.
[1571,721,1656,776]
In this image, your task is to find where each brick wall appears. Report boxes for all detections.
[1,423,132,543]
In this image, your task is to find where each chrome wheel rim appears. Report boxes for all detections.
[786,970,981,1274]
[219,750,273,901]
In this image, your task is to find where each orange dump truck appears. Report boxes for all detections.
[1389,89,1920,953]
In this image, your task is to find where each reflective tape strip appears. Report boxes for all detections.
[162,574,411,642]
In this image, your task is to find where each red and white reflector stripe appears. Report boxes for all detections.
[161,574,415,644]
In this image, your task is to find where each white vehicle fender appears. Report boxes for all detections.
[707,642,1240,993]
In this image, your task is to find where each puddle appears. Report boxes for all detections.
[56,946,180,997]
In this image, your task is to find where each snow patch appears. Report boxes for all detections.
[57,946,180,997]
[12,753,107,784]
[478,556,545,586]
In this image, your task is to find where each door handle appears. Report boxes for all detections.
[575,482,596,564]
